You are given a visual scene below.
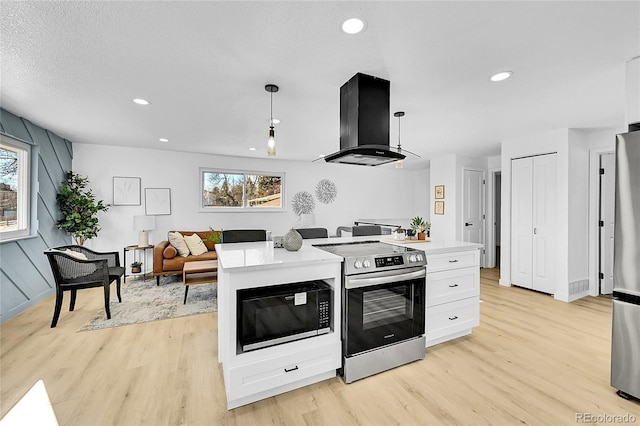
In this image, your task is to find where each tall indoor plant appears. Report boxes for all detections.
[56,172,109,245]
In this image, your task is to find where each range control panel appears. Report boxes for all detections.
[375,255,405,268]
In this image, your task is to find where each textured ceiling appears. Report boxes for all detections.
[1,1,638,169]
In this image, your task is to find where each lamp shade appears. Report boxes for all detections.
[133,215,156,231]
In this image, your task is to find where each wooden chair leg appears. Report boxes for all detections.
[103,285,111,319]
[69,289,77,311]
[51,289,64,328]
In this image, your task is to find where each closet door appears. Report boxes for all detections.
[511,157,534,289]
[510,153,557,294]
[531,154,557,294]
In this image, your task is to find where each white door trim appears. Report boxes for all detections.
[588,147,615,296]
[486,168,501,268]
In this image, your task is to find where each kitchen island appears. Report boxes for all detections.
[216,237,481,409]
[215,241,343,409]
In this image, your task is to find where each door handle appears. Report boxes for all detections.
[533,228,537,234]
[465,222,472,226]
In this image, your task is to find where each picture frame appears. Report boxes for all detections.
[113,177,141,206]
[145,188,171,215]
[435,201,445,215]
[434,185,445,199]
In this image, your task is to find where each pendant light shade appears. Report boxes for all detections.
[265,84,279,157]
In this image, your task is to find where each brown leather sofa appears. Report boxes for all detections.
[153,231,218,285]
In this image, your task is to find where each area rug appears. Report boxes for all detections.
[77,276,217,332]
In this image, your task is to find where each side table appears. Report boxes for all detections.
[123,245,154,281]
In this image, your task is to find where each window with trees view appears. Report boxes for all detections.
[200,168,284,211]
[1,135,31,240]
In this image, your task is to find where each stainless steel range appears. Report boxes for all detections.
[314,241,427,383]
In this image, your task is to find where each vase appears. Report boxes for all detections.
[418,232,425,240]
[283,228,303,251]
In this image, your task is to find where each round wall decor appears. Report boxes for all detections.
[291,191,315,216]
[315,179,337,204]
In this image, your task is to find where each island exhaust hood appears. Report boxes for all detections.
[324,73,405,166]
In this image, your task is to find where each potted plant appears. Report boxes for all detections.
[131,261,143,274]
[410,216,431,240]
[56,172,109,245]
[204,227,222,245]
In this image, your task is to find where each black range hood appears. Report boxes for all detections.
[324,73,405,166]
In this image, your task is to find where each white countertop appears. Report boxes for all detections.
[216,236,481,271]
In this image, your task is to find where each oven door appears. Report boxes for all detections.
[343,266,425,357]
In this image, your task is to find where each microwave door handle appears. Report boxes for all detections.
[345,269,425,289]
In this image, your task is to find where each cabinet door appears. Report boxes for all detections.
[510,157,533,289]
[532,154,557,294]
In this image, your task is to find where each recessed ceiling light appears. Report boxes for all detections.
[249,147,257,151]
[318,154,325,158]
[159,138,169,143]
[490,71,513,82]
[342,18,365,34]
[272,118,281,124]
[132,98,150,105]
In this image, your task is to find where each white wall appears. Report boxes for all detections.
[429,155,457,240]
[73,144,429,258]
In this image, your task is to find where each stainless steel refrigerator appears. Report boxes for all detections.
[611,130,640,400]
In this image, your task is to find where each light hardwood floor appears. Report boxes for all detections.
[1,269,639,425]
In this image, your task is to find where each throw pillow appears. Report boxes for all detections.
[168,232,190,257]
[184,233,208,256]
[64,249,88,260]
[163,245,177,259]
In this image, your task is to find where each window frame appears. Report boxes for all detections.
[199,167,285,212]
[0,134,32,242]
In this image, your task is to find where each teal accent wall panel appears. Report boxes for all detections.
[0,108,72,324]
[0,109,33,143]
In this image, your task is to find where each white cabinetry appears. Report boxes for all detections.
[216,245,342,410]
[426,249,480,347]
[510,154,558,294]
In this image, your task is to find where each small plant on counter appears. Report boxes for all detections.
[410,216,431,240]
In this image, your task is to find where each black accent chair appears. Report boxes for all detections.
[44,245,125,328]
[295,228,329,239]
[221,229,267,243]
[352,225,382,236]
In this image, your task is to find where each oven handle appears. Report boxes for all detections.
[345,268,426,289]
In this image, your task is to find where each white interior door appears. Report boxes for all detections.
[600,152,615,295]
[531,154,557,294]
[511,157,533,289]
[463,169,485,265]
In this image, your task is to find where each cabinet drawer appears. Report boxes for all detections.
[228,341,340,400]
[427,250,479,272]
[426,297,479,341]
[427,267,479,307]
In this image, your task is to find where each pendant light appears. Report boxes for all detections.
[394,111,405,169]
[265,84,279,157]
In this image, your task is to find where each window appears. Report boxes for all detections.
[0,135,31,241]
[200,168,284,211]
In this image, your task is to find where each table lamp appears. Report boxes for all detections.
[133,215,156,247]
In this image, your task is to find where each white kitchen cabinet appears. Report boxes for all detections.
[510,154,558,294]
[426,249,480,347]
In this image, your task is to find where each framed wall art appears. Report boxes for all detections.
[145,188,171,215]
[435,201,445,215]
[434,185,445,199]
[113,177,141,206]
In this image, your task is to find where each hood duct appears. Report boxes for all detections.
[324,73,405,166]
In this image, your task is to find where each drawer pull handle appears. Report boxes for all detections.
[284,366,299,373]
[449,283,459,288]
[449,316,458,321]
[448,260,459,263]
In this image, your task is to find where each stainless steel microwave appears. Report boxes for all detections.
[237,280,332,352]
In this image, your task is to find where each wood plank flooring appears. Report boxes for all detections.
[1,269,639,425]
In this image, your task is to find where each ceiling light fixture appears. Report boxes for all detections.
[490,71,513,82]
[132,98,150,105]
[342,18,365,34]
[265,83,279,157]
[159,138,169,142]
[249,147,257,151]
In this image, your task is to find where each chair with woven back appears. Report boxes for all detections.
[44,245,125,328]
